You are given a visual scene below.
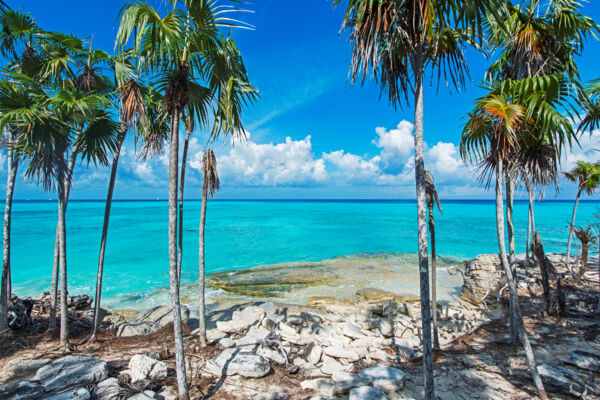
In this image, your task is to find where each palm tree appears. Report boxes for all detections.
[116,2,252,397]
[335,1,496,396]
[424,169,442,350]
[90,74,146,340]
[0,6,39,331]
[563,161,600,262]
[461,87,548,399]
[198,148,219,347]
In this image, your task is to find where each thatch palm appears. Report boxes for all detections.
[424,169,441,349]
[116,1,252,396]
[563,161,600,262]
[198,149,219,347]
[91,75,147,340]
[0,6,39,331]
[335,1,496,396]
[461,90,548,399]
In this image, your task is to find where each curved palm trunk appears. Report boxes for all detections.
[49,151,77,333]
[56,154,69,349]
[91,125,127,339]
[495,159,547,400]
[177,118,193,284]
[198,178,208,347]
[168,112,189,400]
[0,130,19,331]
[505,173,518,342]
[427,201,439,350]
[566,188,582,261]
[413,48,435,399]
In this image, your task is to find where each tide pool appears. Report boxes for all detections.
[6,199,599,309]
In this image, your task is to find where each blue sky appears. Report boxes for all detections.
[3,0,600,200]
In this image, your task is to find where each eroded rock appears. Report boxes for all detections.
[128,355,168,383]
[205,348,271,378]
[34,356,108,392]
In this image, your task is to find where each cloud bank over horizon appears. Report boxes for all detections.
[5,120,600,200]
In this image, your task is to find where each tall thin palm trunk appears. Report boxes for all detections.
[524,178,535,260]
[198,173,208,347]
[177,117,193,284]
[413,47,435,400]
[168,112,189,400]
[0,130,19,331]
[56,154,69,349]
[495,159,547,400]
[91,125,127,339]
[427,201,439,349]
[566,188,582,261]
[505,172,518,343]
[49,151,77,333]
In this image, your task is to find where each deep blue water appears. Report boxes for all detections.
[5,199,599,306]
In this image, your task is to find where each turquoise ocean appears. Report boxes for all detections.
[6,199,600,309]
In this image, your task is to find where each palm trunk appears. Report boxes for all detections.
[56,153,69,349]
[198,178,208,347]
[566,188,582,260]
[505,172,518,342]
[168,111,189,400]
[524,178,534,261]
[495,159,547,400]
[49,151,77,333]
[91,125,127,339]
[177,117,193,285]
[413,47,435,400]
[427,202,439,350]
[0,130,19,331]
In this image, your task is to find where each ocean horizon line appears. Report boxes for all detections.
[8,198,600,203]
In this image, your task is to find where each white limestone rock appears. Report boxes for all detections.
[128,355,168,383]
[205,348,271,378]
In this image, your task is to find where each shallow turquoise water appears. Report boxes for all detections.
[6,199,599,307]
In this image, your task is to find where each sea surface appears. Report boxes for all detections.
[6,199,600,310]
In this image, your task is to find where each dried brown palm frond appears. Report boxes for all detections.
[119,79,145,132]
[202,148,220,198]
[424,169,442,214]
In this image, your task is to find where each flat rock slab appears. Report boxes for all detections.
[42,387,90,400]
[568,350,600,372]
[358,364,405,391]
[356,288,396,302]
[348,386,388,400]
[135,305,190,327]
[205,348,271,378]
[34,356,108,392]
[0,380,43,400]
[1,359,50,384]
[538,363,586,396]
[117,321,161,337]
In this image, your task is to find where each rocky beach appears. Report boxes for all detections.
[1,252,600,399]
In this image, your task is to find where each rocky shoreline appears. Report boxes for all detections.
[1,253,599,399]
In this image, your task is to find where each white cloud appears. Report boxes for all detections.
[210,135,328,187]
[562,130,600,169]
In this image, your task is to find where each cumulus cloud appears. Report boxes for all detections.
[210,134,327,187]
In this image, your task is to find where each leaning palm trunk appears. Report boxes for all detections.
[177,117,193,284]
[505,172,518,342]
[0,130,19,331]
[413,48,435,399]
[495,159,547,400]
[167,112,189,400]
[91,125,127,339]
[49,151,78,333]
